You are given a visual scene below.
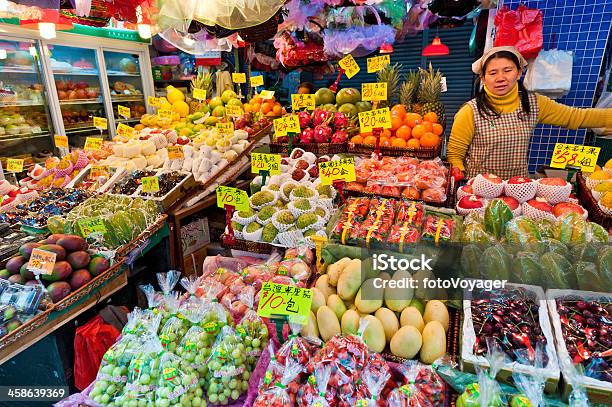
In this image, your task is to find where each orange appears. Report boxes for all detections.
[396,125,412,140]
[391,115,403,131]
[423,112,438,123]
[404,113,422,128]
[407,138,421,149]
[391,104,407,117]
[432,123,443,136]
[243,104,252,113]
[351,135,364,144]
[272,105,283,115]
[262,102,273,114]
[391,137,407,148]
[412,124,426,139]
[422,121,433,133]
[361,131,373,138]
[420,132,440,148]
[382,128,392,138]
[363,135,377,145]
[252,102,261,112]
[379,136,391,147]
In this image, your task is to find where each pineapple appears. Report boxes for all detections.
[189,71,214,113]
[399,70,420,112]
[417,63,445,120]
[376,63,403,107]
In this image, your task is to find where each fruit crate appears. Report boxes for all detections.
[546,289,612,404]
[269,141,348,155]
[461,282,561,393]
[576,172,611,229]
[133,170,196,210]
[65,164,127,193]
[347,141,442,159]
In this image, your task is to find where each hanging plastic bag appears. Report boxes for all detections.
[494,5,543,60]
[275,321,319,366]
[511,345,547,407]
[198,279,234,349]
[179,276,206,325]
[236,288,270,370]
[252,360,303,407]
[524,49,573,99]
[155,351,204,406]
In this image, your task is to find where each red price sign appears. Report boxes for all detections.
[256,282,312,324]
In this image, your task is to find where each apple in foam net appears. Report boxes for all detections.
[553,202,584,217]
[458,195,485,210]
[481,173,503,184]
[526,197,553,213]
[496,196,520,210]
[539,177,567,186]
[507,176,533,184]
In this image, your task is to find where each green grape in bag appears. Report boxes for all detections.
[155,351,205,407]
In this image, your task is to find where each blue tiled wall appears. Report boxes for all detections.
[502,0,611,172]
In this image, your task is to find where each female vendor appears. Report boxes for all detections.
[447,46,612,180]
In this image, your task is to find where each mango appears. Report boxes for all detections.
[67,251,91,270]
[384,269,413,312]
[88,255,110,276]
[20,263,35,280]
[6,256,26,275]
[375,307,399,342]
[390,325,422,359]
[8,274,25,284]
[341,309,360,335]
[37,244,66,261]
[47,281,72,302]
[316,305,340,342]
[311,287,326,312]
[362,315,386,353]
[69,269,92,290]
[327,294,347,320]
[41,261,73,282]
[400,307,425,332]
[0,269,9,279]
[327,257,352,286]
[315,275,335,298]
[336,259,362,301]
[354,278,383,314]
[56,235,88,252]
[45,234,65,244]
[301,311,319,339]
[18,242,41,260]
[420,321,446,364]
[408,299,425,315]
[423,300,449,331]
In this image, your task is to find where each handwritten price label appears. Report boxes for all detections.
[291,94,316,111]
[367,55,390,73]
[116,123,135,138]
[27,248,56,275]
[84,137,103,151]
[141,176,160,193]
[90,165,109,179]
[158,109,173,119]
[259,90,275,100]
[216,186,249,212]
[550,143,601,173]
[273,115,300,139]
[358,107,392,133]
[6,158,24,173]
[232,73,246,83]
[251,153,281,175]
[319,157,356,186]
[93,117,107,130]
[77,217,107,237]
[192,88,207,101]
[250,75,264,87]
[118,105,131,119]
[54,134,68,148]
[216,122,234,135]
[257,282,313,324]
[338,54,360,79]
[167,145,184,160]
[361,83,387,102]
[226,105,243,117]
[148,96,161,107]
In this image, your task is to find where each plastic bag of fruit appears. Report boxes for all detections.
[275,256,312,283]
[155,351,205,407]
[420,212,460,244]
[178,325,210,388]
[388,360,446,407]
[275,322,320,367]
[304,365,332,407]
[179,276,206,325]
[510,346,547,407]
[159,294,190,353]
[201,255,250,278]
[456,340,507,407]
[121,306,162,337]
[198,279,234,349]
[355,363,391,407]
[236,288,270,369]
[252,359,304,407]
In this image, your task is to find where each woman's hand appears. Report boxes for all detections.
[451,167,465,183]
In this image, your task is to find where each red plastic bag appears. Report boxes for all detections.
[494,5,543,60]
[73,315,121,390]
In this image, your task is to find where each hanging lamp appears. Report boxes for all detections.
[379,43,394,54]
[422,36,449,56]
[20,9,74,39]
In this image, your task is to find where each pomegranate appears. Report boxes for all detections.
[311,109,331,127]
[297,111,311,128]
[313,124,332,143]
[552,202,585,217]
[526,198,553,213]
[333,112,349,129]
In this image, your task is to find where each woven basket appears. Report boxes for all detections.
[270,142,347,155]
[348,141,442,159]
[576,172,611,229]
[0,308,53,349]
[115,214,168,257]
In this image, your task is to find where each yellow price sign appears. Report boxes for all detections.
[257,282,313,325]
[54,134,68,148]
[116,123,135,138]
[358,108,392,133]
[77,217,107,237]
[260,90,275,99]
[84,137,103,152]
[158,109,173,119]
[27,248,57,275]
[291,94,316,111]
[367,55,390,73]
[250,75,264,87]
[6,158,24,173]
[141,176,160,193]
[338,54,360,79]
[361,83,387,102]
[251,153,281,175]
[273,115,300,138]
[550,143,601,173]
[192,88,207,101]
[148,96,161,107]
[216,186,249,211]
[216,122,234,135]
[318,157,356,186]
[225,105,243,117]
[232,73,246,83]
[93,116,107,130]
[167,145,184,160]
[90,165,109,179]
[118,105,131,119]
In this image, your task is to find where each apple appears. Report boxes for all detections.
[176,136,190,145]
[139,135,151,140]
[481,173,503,184]
[496,195,519,210]
[526,197,553,213]
[507,176,533,184]
[457,195,485,210]
[539,177,567,186]
[553,202,584,217]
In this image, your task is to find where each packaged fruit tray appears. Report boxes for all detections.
[133,170,196,210]
[546,289,612,403]
[0,308,53,350]
[348,140,442,159]
[462,283,560,393]
[269,141,348,155]
[66,164,127,193]
[576,172,611,229]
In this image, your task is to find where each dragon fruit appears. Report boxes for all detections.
[333,112,349,129]
[299,128,315,144]
[314,124,332,143]
[331,130,348,143]
[312,109,331,127]
[298,110,312,128]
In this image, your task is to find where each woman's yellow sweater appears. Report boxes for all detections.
[447,84,612,170]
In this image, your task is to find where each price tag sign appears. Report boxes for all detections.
[550,143,601,173]
[225,105,243,117]
[167,145,184,160]
[77,217,107,237]
[441,77,447,93]
[141,176,160,193]
[54,134,68,148]
[216,122,234,135]
[192,88,207,101]
[367,55,390,73]
[319,157,356,186]
[148,96,161,107]
[361,83,387,102]
[273,115,300,138]
[232,73,246,83]
[27,248,56,275]
[257,282,313,324]
[216,186,249,212]
[116,123,135,138]
[291,94,316,111]
[6,158,24,173]
[158,109,173,119]
[250,75,264,87]
[358,108,392,133]
[251,153,281,175]
[118,105,131,119]
[338,54,360,79]
[93,117,107,130]
[260,90,275,99]
[90,165,109,179]
[84,137,103,151]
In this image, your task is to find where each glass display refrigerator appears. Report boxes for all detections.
[103,50,147,127]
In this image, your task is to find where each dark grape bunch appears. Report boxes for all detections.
[112,170,156,195]
[140,172,186,198]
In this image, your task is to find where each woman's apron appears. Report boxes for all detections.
[464,92,539,179]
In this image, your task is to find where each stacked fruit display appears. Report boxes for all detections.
[18,152,91,191]
[242,93,284,117]
[250,149,330,187]
[1,234,111,302]
[55,80,100,101]
[0,110,44,137]
[274,109,355,146]
[313,87,371,116]
[584,161,612,215]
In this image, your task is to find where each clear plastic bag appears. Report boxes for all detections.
[457,339,506,407]
[511,345,546,407]
[355,363,391,406]
[178,325,210,387]
[524,49,573,99]
[236,288,269,370]
[121,306,162,337]
[388,360,446,406]
[179,276,206,325]
[159,294,190,353]
[275,322,318,366]
[155,270,182,328]
[252,360,303,407]
[305,365,332,407]
[198,279,234,350]
[155,351,204,406]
